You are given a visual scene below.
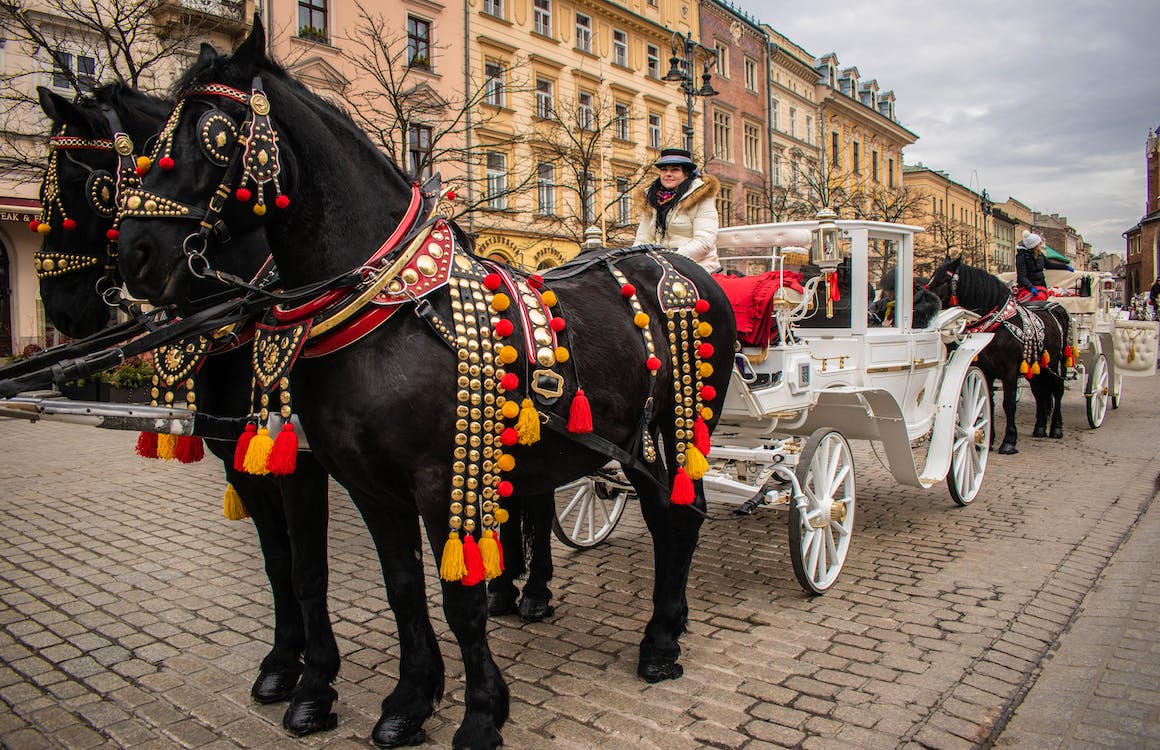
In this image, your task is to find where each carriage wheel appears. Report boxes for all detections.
[947,367,990,506]
[789,429,856,595]
[1112,372,1123,410]
[552,476,631,549]
[1085,353,1110,429]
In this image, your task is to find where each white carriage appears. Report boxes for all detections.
[555,217,994,594]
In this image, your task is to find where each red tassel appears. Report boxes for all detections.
[828,271,841,301]
[461,533,485,586]
[1063,345,1074,358]
[175,435,204,463]
[135,431,159,459]
[949,294,959,306]
[671,467,695,505]
[233,423,257,471]
[693,417,710,455]
[567,389,593,433]
[266,422,299,475]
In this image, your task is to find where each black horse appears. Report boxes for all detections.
[927,257,1071,453]
[114,18,737,749]
[35,82,340,735]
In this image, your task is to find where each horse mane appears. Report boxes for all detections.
[934,257,1010,313]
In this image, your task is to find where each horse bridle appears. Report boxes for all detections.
[34,109,142,306]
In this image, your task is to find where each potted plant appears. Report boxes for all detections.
[102,356,156,404]
[298,25,327,43]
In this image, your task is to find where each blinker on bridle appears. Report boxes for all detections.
[118,76,290,282]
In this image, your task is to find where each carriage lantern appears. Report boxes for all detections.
[813,207,841,317]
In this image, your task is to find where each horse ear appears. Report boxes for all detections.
[196,43,218,66]
[37,86,80,125]
[234,13,267,67]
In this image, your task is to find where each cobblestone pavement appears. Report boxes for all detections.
[1,372,1159,750]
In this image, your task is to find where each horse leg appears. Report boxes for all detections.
[998,377,1019,454]
[1031,375,1050,437]
[486,496,522,617]
[517,491,555,623]
[1050,371,1065,439]
[359,499,444,748]
[986,378,998,450]
[226,467,306,705]
[627,462,703,683]
[278,455,341,736]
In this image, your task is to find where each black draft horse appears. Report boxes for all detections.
[35,83,340,735]
[114,18,736,749]
[927,257,1071,453]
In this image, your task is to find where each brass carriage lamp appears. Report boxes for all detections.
[813,207,840,317]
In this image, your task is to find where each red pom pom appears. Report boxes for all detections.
[497,480,513,497]
[62,218,77,231]
[135,166,148,176]
[500,427,519,446]
[700,385,717,401]
[233,423,257,472]
[500,373,519,391]
[158,156,175,171]
[646,356,662,371]
[494,319,514,337]
[698,342,715,358]
[445,190,457,200]
[484,273,502,291]
[695,299,710,313]
[528,274,544,289]
[29,220,42,233]
[274,194,290,209]
[549,317,566,332]
[621,283,636,298]
[135,431,159,459]
[235,187,252,202]
[106,228,120,241]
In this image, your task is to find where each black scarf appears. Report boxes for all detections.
[645,175,694,236]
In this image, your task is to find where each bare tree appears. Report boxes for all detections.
[913,211,988,277]
[768,151,860,222]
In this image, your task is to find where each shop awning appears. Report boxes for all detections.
[1043,245,1069,263]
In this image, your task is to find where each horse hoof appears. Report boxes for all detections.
[487,586,519,617]
[998,443,1018,455]
[518,595,554,623]
[1050,428,1063,439]
[372,715,427,748]
[283,697,338,736]
[637,659,684,683]
[251,665,302,704]
[1031,427,1047,438]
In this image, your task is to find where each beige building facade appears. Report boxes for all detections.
[901,164,990,276]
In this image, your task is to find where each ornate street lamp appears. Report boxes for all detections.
[813,207,841,318]
[662,31,718,152]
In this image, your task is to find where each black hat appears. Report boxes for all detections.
[654,148,696,170]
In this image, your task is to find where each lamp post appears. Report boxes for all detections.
[662,31,718,153]
[978,188,993,272]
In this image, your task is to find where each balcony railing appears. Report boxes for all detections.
[174,0,244,21]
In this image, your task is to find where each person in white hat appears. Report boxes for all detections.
[1015,230,1072,302]
[633,148,721,273]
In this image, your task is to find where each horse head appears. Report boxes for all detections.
[34,84,170,337]
[925,255,963,309]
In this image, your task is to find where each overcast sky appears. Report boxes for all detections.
[741,0,1160,255]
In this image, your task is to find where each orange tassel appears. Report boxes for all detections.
[156,433,178,460]
[693,416,710,455]
[440,531,467,581]
[234,423,257,471]
[266,422,299,475]
[1019,361,1030,375]
[567,389,592,433]
[175,435,204,463]
[223,483,249,520]
[671,467,695,505]
[461,533,485,586]
[136,431,158,459]
[242,427,274,475]
[479,530,503,579]
[684,446,708,481]
[516,398,541,445]
[1031,362,1041,375]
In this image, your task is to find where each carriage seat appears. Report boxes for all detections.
[712,270,804,347]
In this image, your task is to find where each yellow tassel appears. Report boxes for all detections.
[1019,361,1030,374]
[1066,356,1074,367]
[242,427,274,475]
[684,445,709,480]
[516,398,541,445]
[479,530,502,579]
[439,531,467,581]
[1042,350,1050,364]
[1031,362,1041,375]
[156,433,178,460]
[223,484,248,520]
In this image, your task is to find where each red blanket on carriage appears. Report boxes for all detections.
[712,271,804,347]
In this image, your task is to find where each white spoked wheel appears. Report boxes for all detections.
[1112,372,1123,409]
[947,366,991,506]
[1086,353,1110,429]
[789,429,856,595]
[553,475,630,549]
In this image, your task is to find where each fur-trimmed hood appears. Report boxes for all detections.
[635,173,720,214]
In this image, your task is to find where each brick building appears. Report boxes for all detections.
[1125,126,1160,298]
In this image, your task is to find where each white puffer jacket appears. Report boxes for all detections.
[633,174,721,273]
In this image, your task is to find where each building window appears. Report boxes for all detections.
[744,58,756,91]
[578,91,594,130]
[743,122,760,171]
[745,191,763,224]
[614,102,630,140]
[484,61,505,107]
[716,184,733,227]
[535,77,555,119]
[831,132,840,168]
[714,42,728,77]
[298,0,327,39]
[772,148,782,188]
[616,178,631,224]
[805,115,812,145]
[613,29,628,67]
[771,98,779,131]
[486,152,507,210]
[52,51,96,91]
[852,141,860,174]
[648,113,662,148]
[888,158,895,188]
[537,162,555,216]
[533,0,551,36]
[713,111,732,162]
[407,16,431,70]
[872,150,879,183]
[788,106,796,139]
[575,13,592,53]
[408,126,432,180]
[646,44,660,79]
[483,0,503,18]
